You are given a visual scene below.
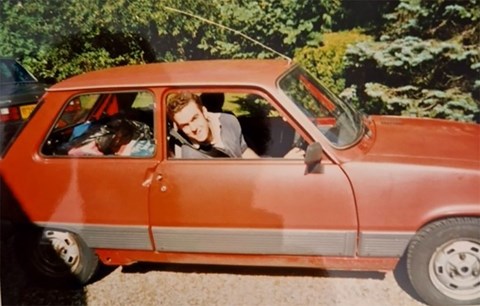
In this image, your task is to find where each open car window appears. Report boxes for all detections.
[167,91,307,159]
[42,91,155,157]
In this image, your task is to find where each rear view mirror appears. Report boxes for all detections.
[304,142,323,174]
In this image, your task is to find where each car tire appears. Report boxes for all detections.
[407,217,480,305]
[15,227,98,286]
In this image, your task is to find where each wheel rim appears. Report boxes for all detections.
[31,230,81,277]
[429,239,480,301]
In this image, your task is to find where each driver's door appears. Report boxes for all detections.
[148,89,357,256]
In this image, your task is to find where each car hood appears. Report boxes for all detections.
[363,116,480,168]
[0,82,46,106]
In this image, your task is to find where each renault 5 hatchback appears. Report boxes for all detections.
[1,59,478,306]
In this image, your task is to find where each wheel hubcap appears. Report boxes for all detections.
[34,230,80,276]
[429,240,480,301]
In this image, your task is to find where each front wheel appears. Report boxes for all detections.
[15,228,99,286]
[407,217,480,305]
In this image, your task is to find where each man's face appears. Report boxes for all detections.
[173,100,211,144]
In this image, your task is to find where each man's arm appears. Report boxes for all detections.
[283,147,305,159]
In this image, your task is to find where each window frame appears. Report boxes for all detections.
[40,89,157,158]
[164,86,310,160]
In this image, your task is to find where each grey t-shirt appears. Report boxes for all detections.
[181,113,247,158]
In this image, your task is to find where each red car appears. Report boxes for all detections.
[1,60,479,306]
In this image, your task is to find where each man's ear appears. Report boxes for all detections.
[202,106,210,118]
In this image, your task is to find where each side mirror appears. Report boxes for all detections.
[304,142,323,174]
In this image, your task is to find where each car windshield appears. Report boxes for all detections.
[278,66,364,148]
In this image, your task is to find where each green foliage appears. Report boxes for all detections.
[364,83,478,122]
[345,36,478,89]
[294,30,372,94]
[202,0,341,59]
[332,1,399,33]
[0,0,157,82]
[1,0,478,123]
[0,0,342,81]
[230,94,274,117]
[384,0,479,43]
[343,0,479,122]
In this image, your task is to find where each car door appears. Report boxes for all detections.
[148,89,357,257]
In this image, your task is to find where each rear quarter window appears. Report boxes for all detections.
[42,91,156,157]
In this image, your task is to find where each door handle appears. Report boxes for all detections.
[142,162,160,187]
[142,174,154,187]
[142,172,162,187]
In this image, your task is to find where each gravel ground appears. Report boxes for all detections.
[1,236,427,306]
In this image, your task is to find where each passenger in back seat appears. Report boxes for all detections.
[167,91,304,159]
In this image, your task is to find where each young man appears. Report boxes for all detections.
[166,91,304,159]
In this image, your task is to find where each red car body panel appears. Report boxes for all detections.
[367,116,479,165]
[343,116,480,233]
[48,60,288,91]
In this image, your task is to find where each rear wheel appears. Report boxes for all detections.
[15,228,98,286]
[407,217,480,305]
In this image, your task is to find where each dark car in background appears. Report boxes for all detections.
[0,57,46,153]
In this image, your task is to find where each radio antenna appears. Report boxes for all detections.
[164,6,292,63]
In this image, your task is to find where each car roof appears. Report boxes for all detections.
[49,59,294,91]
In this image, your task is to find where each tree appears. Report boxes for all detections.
[333,0,399,34]
[0,0,159,82]
[0,0,342,81]
[195,0,341,59]
[294,30,372,95]
[342,0,479,122]
[3,0,476,123]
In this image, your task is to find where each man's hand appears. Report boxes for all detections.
[284,147,305,159]
[242,147,260,158]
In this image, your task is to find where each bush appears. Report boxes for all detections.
[341,0,479,123]
[363,83,478,122]
[343,35,479,122]
[294,30,372,94]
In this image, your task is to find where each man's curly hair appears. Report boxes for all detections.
[166,91,203,120]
